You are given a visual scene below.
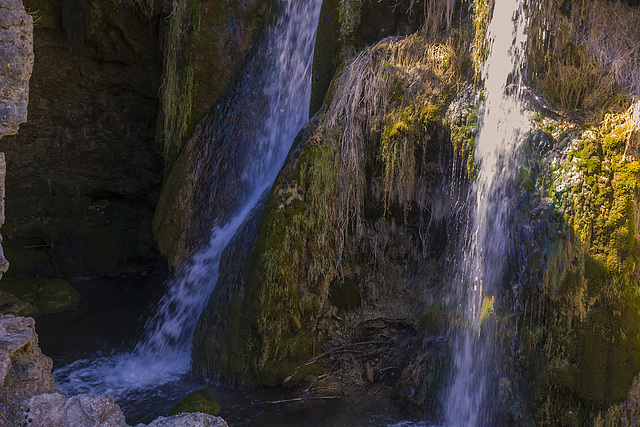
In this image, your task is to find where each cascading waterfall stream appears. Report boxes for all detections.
[54,0,322,402]
[444,1,530,425]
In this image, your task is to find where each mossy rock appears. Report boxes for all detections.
[0,291,38,317]
[0,278,80,314]
[171,388,221,417]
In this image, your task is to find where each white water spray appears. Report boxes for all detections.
[444,1,530,425]
[55,0,322,400]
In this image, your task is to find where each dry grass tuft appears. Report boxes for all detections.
[528,0,640,118]
[323,25,468,263]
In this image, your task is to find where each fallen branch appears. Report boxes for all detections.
[256,396,341,405]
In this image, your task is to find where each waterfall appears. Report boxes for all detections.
[54,0,322,401]
[444,1,530,425]
[137,0,323,360]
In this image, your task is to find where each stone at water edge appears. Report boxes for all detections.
[171,387,221,417]
[139,413,228,427]
[20,393,128,427]
[0,290,37,317]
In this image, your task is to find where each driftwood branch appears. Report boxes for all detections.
[256,396,341,405]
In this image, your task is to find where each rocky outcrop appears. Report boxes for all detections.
[0,0,33,137]
[0,0,163,276]
[158,0,272,170]
[0,0,32,279]
[20,393,127,427]
[153,0,272,270]
[19,393,229,427]
[0,315,58,425]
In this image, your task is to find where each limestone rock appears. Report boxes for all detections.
[0,0,33,137]
[141,413,228,427]
[20,393,229,427]
[0,315,58,424]
[20,393,127,427]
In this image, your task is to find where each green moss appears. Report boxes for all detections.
[205,135,338,385]
[529,105,640,423]
[472,0,492,80]
[171,388,221,416]
[0,278,79,314]
[448,103,479,180]
[0,291,38,317]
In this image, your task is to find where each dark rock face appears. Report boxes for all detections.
[0,0,33,280]
[0,0,163,276]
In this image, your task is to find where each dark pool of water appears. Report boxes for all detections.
[35,275,431,427]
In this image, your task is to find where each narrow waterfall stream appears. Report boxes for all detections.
[51,0,322,414]
[444,1,530,425]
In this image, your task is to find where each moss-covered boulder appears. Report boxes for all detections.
[171,388,221,417]
[193,22,473,395]
[153,0,273,269]
[0,277,79,315]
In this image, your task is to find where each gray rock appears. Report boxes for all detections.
[0,315,59,424]
[140,413,228,427]
[20,393,127,427]
[0,0,33,138]
[20,393,229,427]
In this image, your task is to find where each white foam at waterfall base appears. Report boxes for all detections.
[55,198,261,398]
[54,0,323,405]
[444,0,530,425]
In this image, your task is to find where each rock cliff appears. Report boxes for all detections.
[0,0,163,276]
[0,0,33,280]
